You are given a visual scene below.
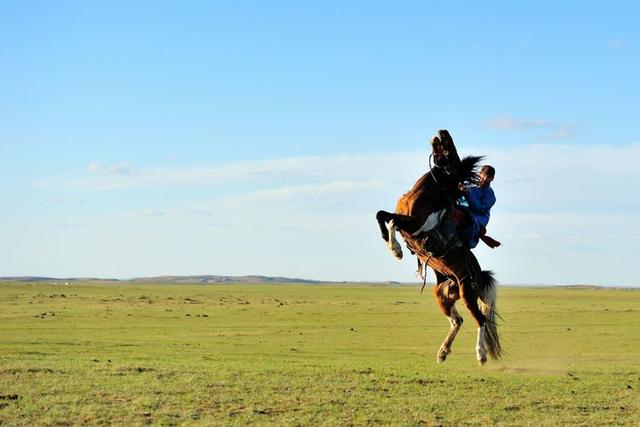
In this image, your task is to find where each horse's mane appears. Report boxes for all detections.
[429,154,483,187]
[459,155,484,184]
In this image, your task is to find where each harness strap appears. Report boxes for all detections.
[419,254,432,294]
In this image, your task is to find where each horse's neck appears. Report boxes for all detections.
[409,172,432,194]
[398,171,449,217]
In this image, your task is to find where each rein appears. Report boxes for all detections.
[419,254,431,294]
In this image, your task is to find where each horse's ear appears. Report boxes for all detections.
[431,134,441,147]
[437,129,452,146]
[436,129,461,165]
[431,130,453,151]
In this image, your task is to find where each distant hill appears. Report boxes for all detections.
[0,276,632,288]
[0,275,409,285]
[128,275,323,284]
[0,275,337,284]
[0,276,116,283]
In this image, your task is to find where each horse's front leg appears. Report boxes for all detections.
[382,219,402,260]
[376,210,393,242]
[376,211,406,259]
[434,277,463,363]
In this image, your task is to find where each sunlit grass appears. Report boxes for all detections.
[1,283,638,425]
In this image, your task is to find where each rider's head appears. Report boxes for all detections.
[478,165,495,187]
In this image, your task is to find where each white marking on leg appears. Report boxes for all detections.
[437,310,462,363]
[386,220,403,260]
[412,209,446,236]
[476,324,487,366]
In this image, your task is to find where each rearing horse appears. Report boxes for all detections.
[376,130,502,365]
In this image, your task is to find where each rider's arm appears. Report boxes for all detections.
[466,187,496,215]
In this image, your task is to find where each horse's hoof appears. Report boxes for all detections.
[437,353,447,363]
[477,356,487,366]
[392,247,403,260]
[388,241,403,260]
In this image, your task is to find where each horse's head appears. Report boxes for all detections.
[428,130,483,202]
[388,129,483,237]
[430,129,461,169]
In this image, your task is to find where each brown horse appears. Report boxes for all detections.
[376,130,502,365]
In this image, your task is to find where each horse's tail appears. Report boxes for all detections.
[477,270,503,360]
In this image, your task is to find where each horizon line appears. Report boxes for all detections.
[0,274,638,289]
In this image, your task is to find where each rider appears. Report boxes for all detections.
[458,165,496,249]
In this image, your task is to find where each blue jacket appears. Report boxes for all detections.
[460,185,496,248]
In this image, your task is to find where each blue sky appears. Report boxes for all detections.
[1,1,638,285]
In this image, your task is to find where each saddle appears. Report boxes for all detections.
[416,208,501,257]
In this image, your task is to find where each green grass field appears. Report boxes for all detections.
[1,282,638,425]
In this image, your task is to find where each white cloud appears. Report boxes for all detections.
[55,196,83,204]
[256,224,303,232]
[39,144,640,215]
[486,116,577,141]
[202,221,231,229]
[39,152,423,192]
[510,232,542,240]
[217,180,390,205]
[548,125,577,141]
[39,143,640,219]
[487,116,549,130]
[87,161,132,175]
[142,209,164,216]
[29,142,640,286]
[188,209,214,216]
[51,220,86,228]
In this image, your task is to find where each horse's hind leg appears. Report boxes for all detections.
[433,276,463,363]
[460,281,488,366]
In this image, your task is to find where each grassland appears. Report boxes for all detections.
[0,282,638,425]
